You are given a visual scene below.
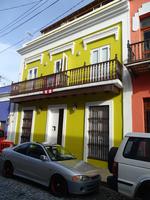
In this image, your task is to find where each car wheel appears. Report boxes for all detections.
[50,174,68,197]
[2,161,14,178]
[138,183,150,200]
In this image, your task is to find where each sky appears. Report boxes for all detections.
[0,0,93,86]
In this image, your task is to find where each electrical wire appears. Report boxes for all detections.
[0,0,61,38]
[0,0,45,33]
[0,38,28,54]
[0,1,42,12]
[0,0,88,54]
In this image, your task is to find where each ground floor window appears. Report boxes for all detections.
[144,98,150,133]
[88,105,109,161]
[21,110,33,143]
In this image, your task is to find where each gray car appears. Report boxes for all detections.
[1,142,101,196]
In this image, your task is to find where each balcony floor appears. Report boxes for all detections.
[10,80,122,103]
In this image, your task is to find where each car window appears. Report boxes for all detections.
[45,145,76,161]
[27,144,46,159]
[123,137,150,162]
[14,143,29,155]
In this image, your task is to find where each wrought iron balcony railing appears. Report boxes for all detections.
[127,39,150,64]
[11,58,122,96]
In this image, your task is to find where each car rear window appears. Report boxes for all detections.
[123,137,150,162]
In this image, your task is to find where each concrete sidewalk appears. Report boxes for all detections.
[99,167,111,182]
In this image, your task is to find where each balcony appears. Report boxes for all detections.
[11,58,122,102]
[126,39,150,74]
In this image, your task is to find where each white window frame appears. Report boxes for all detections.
[90,45,110,64]
[54,59,62,73]
[90,45,110,80]
[19,107,36,144]
[100,45,110,62]
[84,100,114,161]
[28,67,38,80]
[91,48,100,64]
[54,54,68,73]
[62,53,68,71]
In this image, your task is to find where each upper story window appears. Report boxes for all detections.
[28,68,38,80]
[90,46,110,80]
[91,46,110,64]
[55,59,62,73]
[140,16,150,41]
[54,54,68,73]
[141,17,150,30]
[144,30,150,41]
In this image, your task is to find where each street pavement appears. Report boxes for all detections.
[0,167,131,200]
[0,174,131,200]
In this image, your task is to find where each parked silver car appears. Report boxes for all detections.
[1,142,101,196]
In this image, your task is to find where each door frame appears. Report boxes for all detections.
[19,106,36,144]
[84,100,113,161]
[46,104,67,147]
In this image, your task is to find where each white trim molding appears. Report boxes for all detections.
[17,0,128,56]
[139,2,150,16]
[84,100,114,161]
[132,2,150,32]
[132,13,140,32]
[24,53,42,64]
[7,103,19,143]
[49,42,74,61]
[83,26,119,50]
[19,106,36,144]
[123,66,132,135]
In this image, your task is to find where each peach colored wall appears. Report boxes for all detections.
[130,0,150,132]
[132,72,150,132]
[130,0,150,43]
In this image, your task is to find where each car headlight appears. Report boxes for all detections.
[72,175,90,182]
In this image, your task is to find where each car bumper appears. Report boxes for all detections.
[68,178,100,194]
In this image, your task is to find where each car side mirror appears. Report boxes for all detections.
[40,155,48,161]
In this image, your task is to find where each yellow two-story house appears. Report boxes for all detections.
[9,0,129,168]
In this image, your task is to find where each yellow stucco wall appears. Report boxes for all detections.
[15,22,123,168]
[15,92,122,168]
[22,23,122,80]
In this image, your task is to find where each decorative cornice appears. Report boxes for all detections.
[24,53,42,64]
[49,42,74,60]
[139,2,150,16]
[83,26,119,50]
[132,2,150,32]
[17,0,128,56]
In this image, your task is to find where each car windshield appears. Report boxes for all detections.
[45,145,76,161]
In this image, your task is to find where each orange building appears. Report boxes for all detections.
[126,0,150,132]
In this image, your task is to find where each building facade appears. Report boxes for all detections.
[10,0,129,168]
[0,86,10,133]
[125,0,150,133]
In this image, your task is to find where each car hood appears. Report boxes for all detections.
[58,159,101,176]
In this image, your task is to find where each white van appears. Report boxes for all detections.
[107,133,150,200]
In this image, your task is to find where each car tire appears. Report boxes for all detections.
[137,183,150,200]
[50,174,68,197]
[2,161,14,178]
[108,147,118,173]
